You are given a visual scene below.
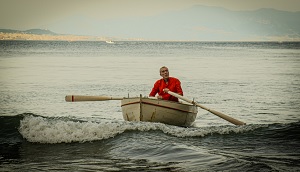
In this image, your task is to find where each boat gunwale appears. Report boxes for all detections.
[121,97,197,114]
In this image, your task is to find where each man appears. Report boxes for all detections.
[149,66,183,102]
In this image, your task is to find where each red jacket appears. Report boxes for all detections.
[149,77,183,102]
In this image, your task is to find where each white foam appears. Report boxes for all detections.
[19,115,268,144]
[19,116,126,143]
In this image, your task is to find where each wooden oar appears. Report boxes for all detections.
[65,95,123,102]
[166,90,246,125]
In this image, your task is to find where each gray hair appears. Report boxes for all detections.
[159,66,168,73]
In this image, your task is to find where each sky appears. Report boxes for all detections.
[0,0,300,40]
[0,0,300,39]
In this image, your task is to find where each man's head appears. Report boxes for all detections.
[160,66,169,79]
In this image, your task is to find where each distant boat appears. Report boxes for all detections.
[105,40,115,44]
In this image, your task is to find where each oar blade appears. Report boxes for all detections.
[65,95,123,102]
[166,90,246,126]
[207,108,246,125]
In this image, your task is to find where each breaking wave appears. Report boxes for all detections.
[11,114,297,144]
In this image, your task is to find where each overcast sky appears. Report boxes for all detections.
[1,0,300,30]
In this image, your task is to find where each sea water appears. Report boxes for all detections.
[0,41,299,171]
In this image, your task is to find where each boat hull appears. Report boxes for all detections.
[121,96,198,127]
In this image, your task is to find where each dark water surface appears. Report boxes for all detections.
[0,41,299,171]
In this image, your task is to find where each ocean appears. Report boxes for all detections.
[0,40,299,171]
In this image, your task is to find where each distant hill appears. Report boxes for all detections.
[23,29,57,35]
[46,5,300,41]
[0,29,22,33]
[0,28,57,35]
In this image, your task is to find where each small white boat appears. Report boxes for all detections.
[121,95,198,127]
[105,40,115,44]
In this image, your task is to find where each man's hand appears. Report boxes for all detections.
[157,95,163,99]
[163,88,169,93]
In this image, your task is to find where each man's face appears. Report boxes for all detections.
[160,67,169,79]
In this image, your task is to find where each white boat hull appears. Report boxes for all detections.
[121,96,198,127]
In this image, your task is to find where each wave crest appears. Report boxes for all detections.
[19,115,126,143]
[19,115,270,144]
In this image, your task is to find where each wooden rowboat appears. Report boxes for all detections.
[121,95,198,127]
[65,91,245,126]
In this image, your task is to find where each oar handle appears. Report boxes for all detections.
[65,95,123,102]
[166,91,246,125]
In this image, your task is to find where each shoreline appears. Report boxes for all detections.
[1,32,300,42]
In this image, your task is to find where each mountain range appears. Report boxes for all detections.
[0,29,57,35]
[2,5,300,41]
[46,5,300,41]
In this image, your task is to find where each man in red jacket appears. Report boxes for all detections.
[149,66,183,102]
